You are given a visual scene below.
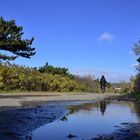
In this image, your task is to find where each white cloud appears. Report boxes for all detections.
[71,68,131,83]
[99,32,114,42]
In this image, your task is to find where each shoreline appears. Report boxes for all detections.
[0,93,120,108]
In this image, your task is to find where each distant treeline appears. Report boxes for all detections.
[0,62,114,93]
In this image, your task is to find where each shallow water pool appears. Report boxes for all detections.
[32,100,140,140]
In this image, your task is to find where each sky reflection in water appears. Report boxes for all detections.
[32,100,140,140]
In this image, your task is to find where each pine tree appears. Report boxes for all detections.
[0,17,35,61]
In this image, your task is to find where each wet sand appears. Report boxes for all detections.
[0,93,120,108]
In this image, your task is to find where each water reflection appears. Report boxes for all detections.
[32,100,140,140]
[100,100,106,115]
[61,100,108,122]
[67,100,109,115]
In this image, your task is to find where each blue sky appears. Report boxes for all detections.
[0,0,140,82]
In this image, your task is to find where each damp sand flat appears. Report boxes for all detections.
[0,93,120,108]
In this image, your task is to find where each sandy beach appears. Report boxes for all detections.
[0,93,120,108]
